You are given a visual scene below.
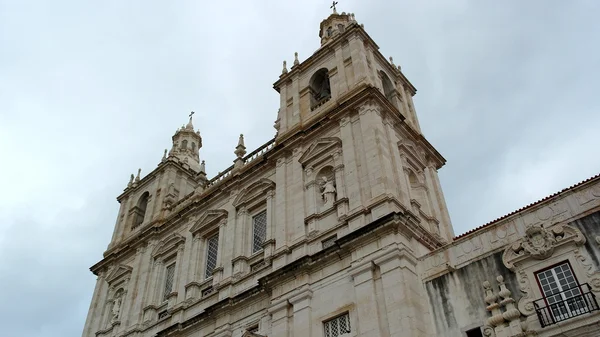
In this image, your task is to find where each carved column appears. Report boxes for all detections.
[185,234,202,300]
[269,300,291,337]
[233,207,248,276]
[279,84,288,134]
[305,166,318,235]
[214,219,227,283]
[339,116,363,211]
[274,157,287,251]
[264,190,276,262]
[290,290,313,337]
[423,164,442,232]
[333,151,348,218]
[291,147,305,242]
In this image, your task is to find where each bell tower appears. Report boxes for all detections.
[272,7,454,240]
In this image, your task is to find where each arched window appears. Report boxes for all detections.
[309,68,331,110]
[191,142,196,152]
[327,26,333,37]
[133,192,149,229]
[181,140,188,150]
[338,24,345,33]
[380,71,395,102]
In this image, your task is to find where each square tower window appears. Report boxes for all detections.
[323,312,350,337]
[205,234,219,279]
[252,211,267,253]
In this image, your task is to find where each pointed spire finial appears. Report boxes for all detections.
[200,160,206,173]
[135,168,141,182]
[162,149,168,162]
[389,56,395,67]
[128,174,134,187]
[282,60,288,74]
[235,134,247,159]
[294,52,299,66]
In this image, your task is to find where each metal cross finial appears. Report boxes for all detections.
[331,1,338,13]
[189,111,195,118]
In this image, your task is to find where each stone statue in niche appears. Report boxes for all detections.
[111,292,123,321]
[320,176,336,209]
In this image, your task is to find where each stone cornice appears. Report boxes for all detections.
[154,210,434,337]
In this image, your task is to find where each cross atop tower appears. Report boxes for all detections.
[189,111,195,120]
[330,1,338,14]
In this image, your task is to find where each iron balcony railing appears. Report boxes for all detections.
[534,283,599,328]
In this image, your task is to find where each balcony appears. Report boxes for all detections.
[534,283,599,328]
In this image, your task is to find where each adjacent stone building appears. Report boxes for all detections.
[81,8,600,337]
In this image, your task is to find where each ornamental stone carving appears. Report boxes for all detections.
[503,224,585,270]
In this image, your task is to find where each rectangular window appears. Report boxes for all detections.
[205,234,219,279]
[324,312,351,337]
[163,263,176,301]
[536,262,587,321]
[252,211,267,253]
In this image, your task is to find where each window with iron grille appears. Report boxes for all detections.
[163,263,176,301]
[322,235,337,249]
[252,211,267,253]
[323,312,351,337]
[535,262,593,324]
[205,234,219,279]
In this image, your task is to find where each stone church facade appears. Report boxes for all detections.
[82,10,600,337]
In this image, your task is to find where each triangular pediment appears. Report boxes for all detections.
[152,233,186,257]
[232,179,275,208]
[106,264,133,284]
[398,139,426,169]
[298,137,341,165]
[189,209,228,235]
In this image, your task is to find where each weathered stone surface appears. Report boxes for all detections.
[81,9,600,337]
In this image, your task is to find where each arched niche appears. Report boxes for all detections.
[309,68,332,110]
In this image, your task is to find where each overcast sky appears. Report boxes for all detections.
[1,0,599,336]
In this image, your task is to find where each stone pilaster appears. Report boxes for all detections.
[82,271,107,337]
[264,190,276,261]
[333,151,348,217]
[339,116,362,211]
[214,218,227,283]
[291,147,305,242]
[373,249,425,337]
[349,262,384,337]
[334,46,349,96]
[269,299,291,337]
[274,157,287,251]
[290,289,313,337]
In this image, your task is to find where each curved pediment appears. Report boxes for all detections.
[298,137,342,166]
[190,209,228,235]
[232,179,275,208]
[152,233,186,258]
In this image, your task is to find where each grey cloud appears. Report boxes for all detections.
[1,1,599,336]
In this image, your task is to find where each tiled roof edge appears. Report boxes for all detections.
[454,172,600,240]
